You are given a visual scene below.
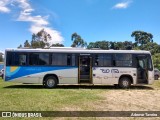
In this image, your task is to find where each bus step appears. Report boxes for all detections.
[80,80,90,83]
[80,75,90,79]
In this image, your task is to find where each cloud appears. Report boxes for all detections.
[0,50,4,54]
[0,0,10,13]
[30,25,64,44]
[0,0,64,44]
[113,0,132,9]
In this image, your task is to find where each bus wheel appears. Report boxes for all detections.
[44,76,57,88]
[119,77,131,89]
[155,75,159,80]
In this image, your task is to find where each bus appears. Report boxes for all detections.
[4,48,154,88]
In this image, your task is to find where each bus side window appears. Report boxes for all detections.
[94,54,103,66]
[72,54,75,66]
[19,54,27,65]
[95,55,99,66]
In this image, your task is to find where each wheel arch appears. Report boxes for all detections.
[119,74,133,84]
[43,74,59,84]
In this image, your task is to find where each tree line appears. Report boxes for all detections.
[17,29,160,69]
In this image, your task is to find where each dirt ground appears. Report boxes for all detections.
[93,88,160,111]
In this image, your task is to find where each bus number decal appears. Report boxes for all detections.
[100,69,119,73]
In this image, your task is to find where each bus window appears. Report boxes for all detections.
[103,54,112,67]
[39,53,49,65]
[67,55,71,65]
[148,55,153,71]
[72,54,75,66]
[136,55,153,71]
[29,53,49,65]
[95,54,103,66]
[94,54,112,67]
[52,54,72,66]
[115,54,132,67]
[19,54,27,65]
[6,52,27,66]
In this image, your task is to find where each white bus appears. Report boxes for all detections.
[4,48,154,88]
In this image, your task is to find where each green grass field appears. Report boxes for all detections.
[0,79,104,111]
[1,78,160,120]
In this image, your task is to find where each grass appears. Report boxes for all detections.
[0,78,104,111]
[1,78,160,120]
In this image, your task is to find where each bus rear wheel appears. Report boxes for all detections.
[119,77,131,89]
[44,76,57,88]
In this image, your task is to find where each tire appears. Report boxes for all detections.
[155,75,159,80]
[44,76,57,89]
[119,77,131,89]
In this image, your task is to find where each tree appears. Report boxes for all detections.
[110,42,115,49]
[24,40,31,47]
[71,33,87,47]
[114,42,124,50]
[34,29,52,42]
[123,41,133,50]
[87,41,109,49]
[30,29,53,48]
[31,29,52,48]
[0,54,3,62]
[153,53,160,70]
[51,43,64,47]
[31,40,46,48]
[18,44,22,48]
[143,42,160,55]
[87,42,96,49]
[131,31,153,49]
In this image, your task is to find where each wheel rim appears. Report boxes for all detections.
[122,80,129,87]
[47,79,55,87]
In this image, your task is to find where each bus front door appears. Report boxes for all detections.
[78,56,92,83]
[136,55,148,84]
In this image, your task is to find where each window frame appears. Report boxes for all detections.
[134,54,153,71]
[6,52,28,66]
[51,53,76,67]
[93,53,113,67]
[28,52,50,66]
[114,53,133,67]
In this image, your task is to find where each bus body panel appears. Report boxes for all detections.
[92,67,137,84]
[92,67,113,84]
[4,48,154,87]
[5,66,78,84]
[148,70,154,84]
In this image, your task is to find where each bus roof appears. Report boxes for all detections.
[5,48,151,54]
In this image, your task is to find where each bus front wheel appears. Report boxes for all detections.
[44,76,57,88]
[119,77,131,89]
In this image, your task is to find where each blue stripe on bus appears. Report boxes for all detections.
[5,66,77,81]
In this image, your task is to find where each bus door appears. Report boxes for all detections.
[78,55,92,83]
[136,55,149,84]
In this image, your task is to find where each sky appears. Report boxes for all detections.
[0,0,160,52]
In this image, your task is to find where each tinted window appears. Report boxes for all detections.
[103,54,112,66]
[29,53,49,65]
[148,55,153,70]
[6,52,27,66]
[94,54,112,67]
[6,52,13,66]
[72,54,76,66]
[52,54,74,66]
[115,54,132,67]
[19,54,27,65]
[95,54,103,66]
